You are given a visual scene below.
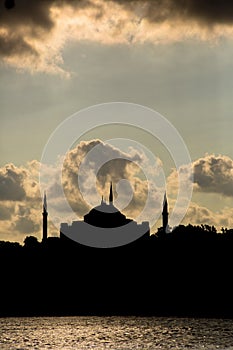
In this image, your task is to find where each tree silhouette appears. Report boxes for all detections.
[24,235,39,249]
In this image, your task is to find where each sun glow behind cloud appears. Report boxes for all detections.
[2,0,233,76]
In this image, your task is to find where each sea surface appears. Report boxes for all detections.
[1,316,233,349]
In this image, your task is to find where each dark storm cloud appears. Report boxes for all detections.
[113,0,233,25]
[1,0,54,30]
[1,0,233,73]
[3,0,233,26]
[0,34,37,57]
[1,0,233,54]
[0,0,92,31]
[0,0,91,60]
[0,0,54,60]
[175,0,233,25]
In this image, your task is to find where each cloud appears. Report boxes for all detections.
[0,139,164,241]
[164,194,233,230]
[61,139,159,218]
[0,161,57,242]
[0,162,41,202]
[0,203,12,220]
[0,0,53,57]
[115,0,233,26]
[14,215,39,234]
[0,0,70,75]
[1,0,233,75]
[0,164,26,201]
[193,154,233,197]
[182,202,233,229]
[43,139,166,232]
[167,154,233,197]
[166,154,233,229]
[1,145,233,243]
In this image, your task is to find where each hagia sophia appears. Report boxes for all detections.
[42,182,169,245]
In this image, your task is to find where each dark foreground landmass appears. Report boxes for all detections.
[1,225,233,319]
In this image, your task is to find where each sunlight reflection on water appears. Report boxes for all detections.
[1,316,233,349]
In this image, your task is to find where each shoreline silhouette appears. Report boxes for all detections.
[1,225,233,318]
[1,184,233,318]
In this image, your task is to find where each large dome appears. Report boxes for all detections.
[60,181,151,246]
[84,201,132,228]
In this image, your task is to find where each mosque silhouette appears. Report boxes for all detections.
[42,181,169,246]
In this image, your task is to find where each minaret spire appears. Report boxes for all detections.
[109,181,113,205]
[162,191,169,233]
[43,191,47,211]
[42,191,48,243]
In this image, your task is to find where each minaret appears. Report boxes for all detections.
[42,192,48,243]
[109,181,113,205]
[162,192,169,233]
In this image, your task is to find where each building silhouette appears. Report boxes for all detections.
[41,182,170,244]
[60,182,151,245]
[83,182,133,228]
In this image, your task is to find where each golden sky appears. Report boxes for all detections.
[1,0,233,243]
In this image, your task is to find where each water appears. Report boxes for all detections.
[0,316,233,349]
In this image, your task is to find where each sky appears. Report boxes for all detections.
[1,0,233,243]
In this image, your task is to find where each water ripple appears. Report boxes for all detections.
[1,316,233,349]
